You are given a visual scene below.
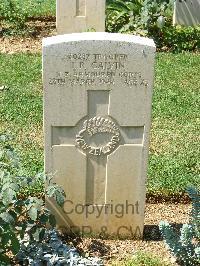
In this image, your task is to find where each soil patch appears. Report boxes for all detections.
[0,20,56,54]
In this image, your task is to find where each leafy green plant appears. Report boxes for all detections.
[0,134,65,263]
[106,0,143,33]
[159,187,200,266]
[106,0,173,35]
[106,0,200,52]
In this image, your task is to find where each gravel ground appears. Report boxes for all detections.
[61,203,191,265]
[9,203,191,265]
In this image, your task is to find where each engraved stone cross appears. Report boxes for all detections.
[52,90,144,206]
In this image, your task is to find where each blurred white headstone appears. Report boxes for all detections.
[56,0,105,34]
[173,0,200,26]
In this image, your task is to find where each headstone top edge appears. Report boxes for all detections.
[42,32,155,49]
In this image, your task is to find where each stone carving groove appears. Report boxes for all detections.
[76,116,120,156]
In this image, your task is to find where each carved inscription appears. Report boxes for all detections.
[48,53,149,87]
[76,116,120,156]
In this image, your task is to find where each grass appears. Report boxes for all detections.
[0,0,56,18]
[111,252,172,266]
[0,52,199,197]
[0,53,43,176]
[148,53,200,197]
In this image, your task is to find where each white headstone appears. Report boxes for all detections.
[43,33,156,238]
[173,0,200,26]
[56,0,105,34]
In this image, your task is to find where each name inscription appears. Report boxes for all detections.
[48,53,149,87]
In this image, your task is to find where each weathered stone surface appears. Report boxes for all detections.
[56,0,105,34]
[173,0,200,26]
[43,32,156,238]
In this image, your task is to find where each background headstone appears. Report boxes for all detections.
[56,0,105,34]
[43,33,156,238]
[173,0,200,26]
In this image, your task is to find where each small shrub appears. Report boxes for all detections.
[0,0,29,30]
[0,0,46,33]
[159,187,200,266]
[154,25,200,52]
[106,0,173,35]
[106,0,200,52]
[0,134,65,263]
